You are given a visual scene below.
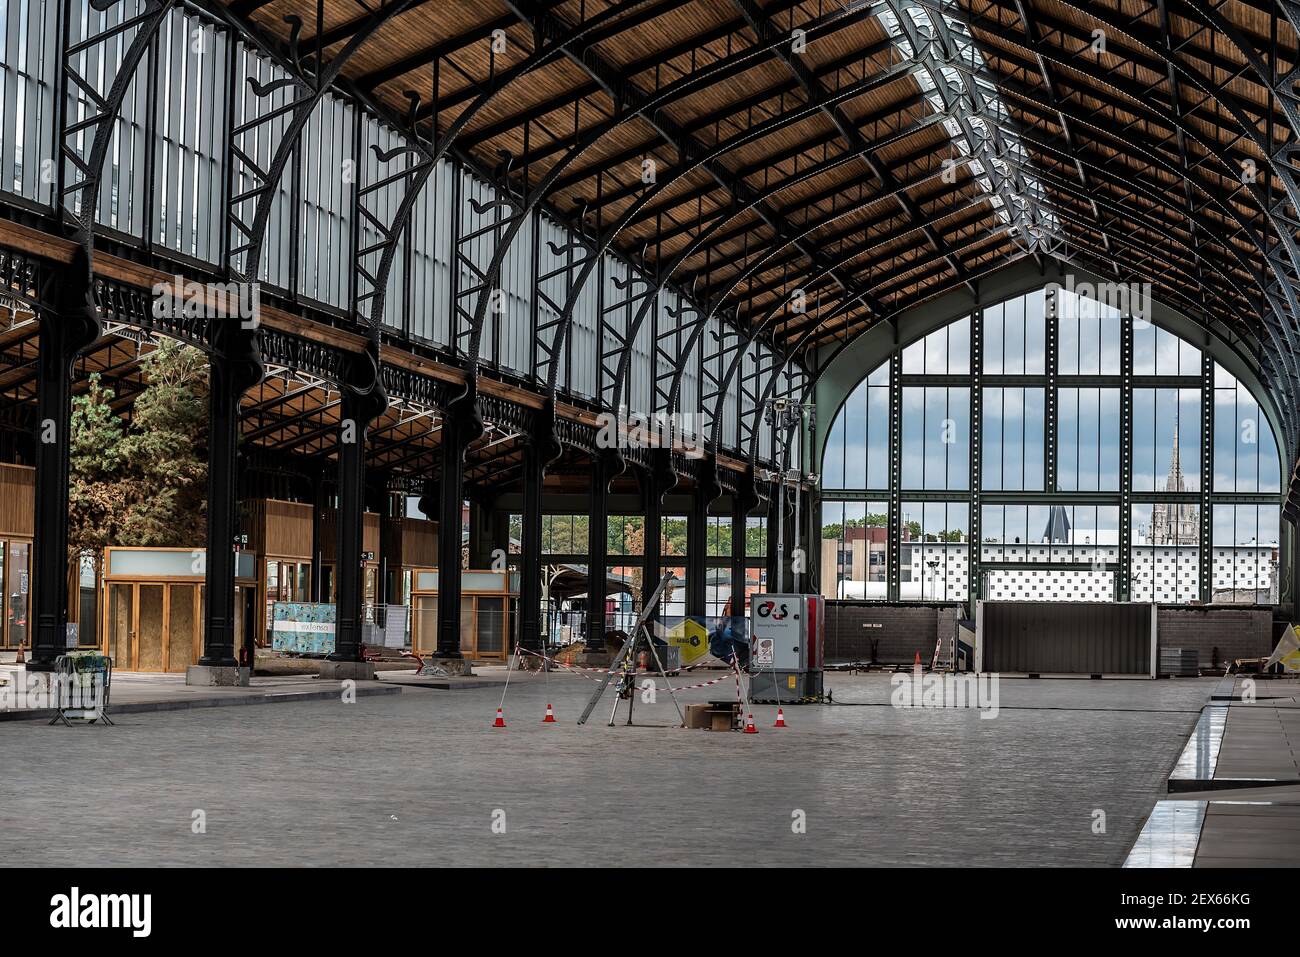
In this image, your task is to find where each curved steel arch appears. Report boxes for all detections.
[603,135,958,412]
[62,0,181,241]
[699,198,996,453]
[459,3,911,392]
[866,0,1300,451]
[356,0,671,346]
[1027,0,1300,452]
[225,0,421,287]
[681,0,1066,442]
[509,60,909,391]
[554,74,972,428]
[658,0,1043,453]
[967,0,1300,442]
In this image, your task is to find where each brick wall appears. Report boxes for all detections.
[824,602,964,664]
[1156,606,1275,670]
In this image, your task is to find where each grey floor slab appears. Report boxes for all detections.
[1214,695,1300,783]
[0,673,1210,867]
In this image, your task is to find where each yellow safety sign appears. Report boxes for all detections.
[667,617,710,665]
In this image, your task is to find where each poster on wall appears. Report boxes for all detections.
[271,602,336,655]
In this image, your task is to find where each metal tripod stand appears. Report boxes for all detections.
[577,573,687,727]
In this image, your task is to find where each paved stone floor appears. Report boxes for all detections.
[0,673,1213,866]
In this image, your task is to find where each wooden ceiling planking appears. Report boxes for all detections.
[214,0,1299,382]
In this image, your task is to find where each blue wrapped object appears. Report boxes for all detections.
[708,615,749,668]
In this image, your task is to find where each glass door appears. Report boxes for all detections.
[476,596,504,657]
[7,541,28,649]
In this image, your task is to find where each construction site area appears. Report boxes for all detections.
[0,666,1230,867]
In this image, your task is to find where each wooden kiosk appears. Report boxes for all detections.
[0,463,33,652]
[100,547,258,672]
[410,569,519,661]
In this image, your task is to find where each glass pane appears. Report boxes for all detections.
[1211,504,1280,603]
[984,302,1004,374]
[900,501,968,601]
[459,597,475,652]
[1131,503,1200,603]
[476,596,504,654]
[414,595,438,653]
[1024,291,1046,374]
[7,542,28,648]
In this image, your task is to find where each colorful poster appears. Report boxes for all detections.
[271,602,336,655]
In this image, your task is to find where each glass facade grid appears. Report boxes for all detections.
[820,285,1284,606]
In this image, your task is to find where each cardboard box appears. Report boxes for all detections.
[685,703,711,730]
[709,705,738,732]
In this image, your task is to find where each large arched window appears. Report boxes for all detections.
[819,285,1283,605]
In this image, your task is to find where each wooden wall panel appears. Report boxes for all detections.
[0,463,35,538]
[248,498,313,560]
[400,517,437,567]
[320,508,381,559]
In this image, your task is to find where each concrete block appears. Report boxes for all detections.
[426,655,474,676]
[185,665,251,687]
[317,661,376,681]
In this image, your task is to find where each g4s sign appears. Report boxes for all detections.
[757,600,790,620]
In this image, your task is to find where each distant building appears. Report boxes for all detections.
[1149,426,1199,545]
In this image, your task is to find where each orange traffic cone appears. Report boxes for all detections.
[743,713,758,734]
[774,707,786,728]
[493,707,506,728]
[14,644,24,665]
[542,703,556,723]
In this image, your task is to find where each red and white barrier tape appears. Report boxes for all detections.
[513,648,616,681]
[512,647,738,693]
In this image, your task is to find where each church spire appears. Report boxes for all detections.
[1165,420,1183,493]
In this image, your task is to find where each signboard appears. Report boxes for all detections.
[380,604,409,649]
[271,602,336,655]
[750,593,804,671]
[666,617,710,665]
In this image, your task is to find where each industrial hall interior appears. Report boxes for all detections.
[1,0,1300,874]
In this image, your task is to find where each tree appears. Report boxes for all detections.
[118,339,209,546]
[68,340,210,556]
[68,373,130,556]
